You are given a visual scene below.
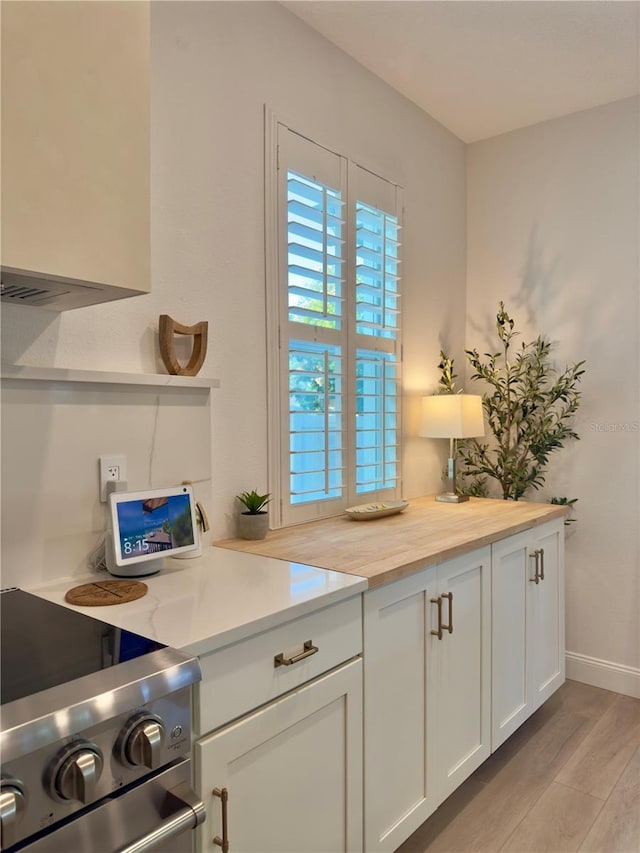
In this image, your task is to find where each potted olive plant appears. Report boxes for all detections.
[438,302,585,504]
[236,489,271,540]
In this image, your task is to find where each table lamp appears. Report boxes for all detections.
[420,394,485,503]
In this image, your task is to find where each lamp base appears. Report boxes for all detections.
[435,493,470,503]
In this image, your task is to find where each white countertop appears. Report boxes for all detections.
[27,546,368,657]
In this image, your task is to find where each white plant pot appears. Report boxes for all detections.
[237,511,269,540]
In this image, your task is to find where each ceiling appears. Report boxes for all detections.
[281,0,640,142]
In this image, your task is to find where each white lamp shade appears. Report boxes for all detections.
[419,394,485,439]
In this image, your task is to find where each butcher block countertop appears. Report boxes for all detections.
[215,496,567,589]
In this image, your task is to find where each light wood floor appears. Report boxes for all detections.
[396,680,640,853]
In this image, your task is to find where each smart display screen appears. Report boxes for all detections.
[110,486,197,566]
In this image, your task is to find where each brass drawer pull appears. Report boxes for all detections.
[538,548,545,581]
[212,786,229,853]
[430,596,443,640]
[442,592,453,634]
[274,640,319,668]
[529,551,540,584]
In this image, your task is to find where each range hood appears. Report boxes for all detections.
[2,2,150,314]
[0,268,146,312]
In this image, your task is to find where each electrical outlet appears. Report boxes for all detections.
[99,455,127,502]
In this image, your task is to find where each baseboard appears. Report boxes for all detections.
[566,651,640,699]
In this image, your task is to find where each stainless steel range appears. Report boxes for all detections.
[0,589,205,852]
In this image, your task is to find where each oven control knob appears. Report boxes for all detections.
[50,743,104,804]
[0,779,27,849]
[118,713,165,770]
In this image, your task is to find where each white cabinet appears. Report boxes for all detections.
[188,515,565,853]
[193,596,363,853]
[363,547,491,853]
[1,1,150,309]
[363,564,438,853]
[431,549,492,800]
[196,660,362,853]
[491,520,565,749]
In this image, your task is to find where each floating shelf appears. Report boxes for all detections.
[1,363,220,389]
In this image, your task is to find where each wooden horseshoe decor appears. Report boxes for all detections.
[158,314,208,377]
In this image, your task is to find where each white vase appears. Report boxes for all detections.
[237,511,269,540]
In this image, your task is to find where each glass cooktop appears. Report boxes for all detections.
[0,588,165,705]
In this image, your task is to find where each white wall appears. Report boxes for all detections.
[1,2,467,585]
[467,97,640,695]
[0,381,212,588]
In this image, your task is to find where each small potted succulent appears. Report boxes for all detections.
[236,489,271,540]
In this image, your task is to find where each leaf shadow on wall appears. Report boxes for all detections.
[464,224,598,504]
[467,223,601,360]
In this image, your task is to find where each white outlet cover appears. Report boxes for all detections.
[99,455,127,502]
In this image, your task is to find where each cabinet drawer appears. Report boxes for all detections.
[195,594,362,734]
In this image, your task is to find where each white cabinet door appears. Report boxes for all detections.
[363,546,491,853]
[491,520,565,750]
[431,547,491,801]
[195,659,363,853]
[491,529,530,748]
[528,522,565,709]
[363,566,439,853]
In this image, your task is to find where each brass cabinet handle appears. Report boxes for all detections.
[538,548,545,581]
[212,786,229,853]
[529,551,540,584]
[442,592,453,634]
[274,640,319,668]
[430,596,443,640]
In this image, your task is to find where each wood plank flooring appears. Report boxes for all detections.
[396,681,640,853]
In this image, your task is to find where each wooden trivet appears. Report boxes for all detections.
[65,580,148,606]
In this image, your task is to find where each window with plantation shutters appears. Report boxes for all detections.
[267,121,403,526]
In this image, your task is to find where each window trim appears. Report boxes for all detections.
[264,108,283,527]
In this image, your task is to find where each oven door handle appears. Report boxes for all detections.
[116,780,206,853]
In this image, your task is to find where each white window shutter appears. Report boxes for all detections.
[269,123,403,526]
